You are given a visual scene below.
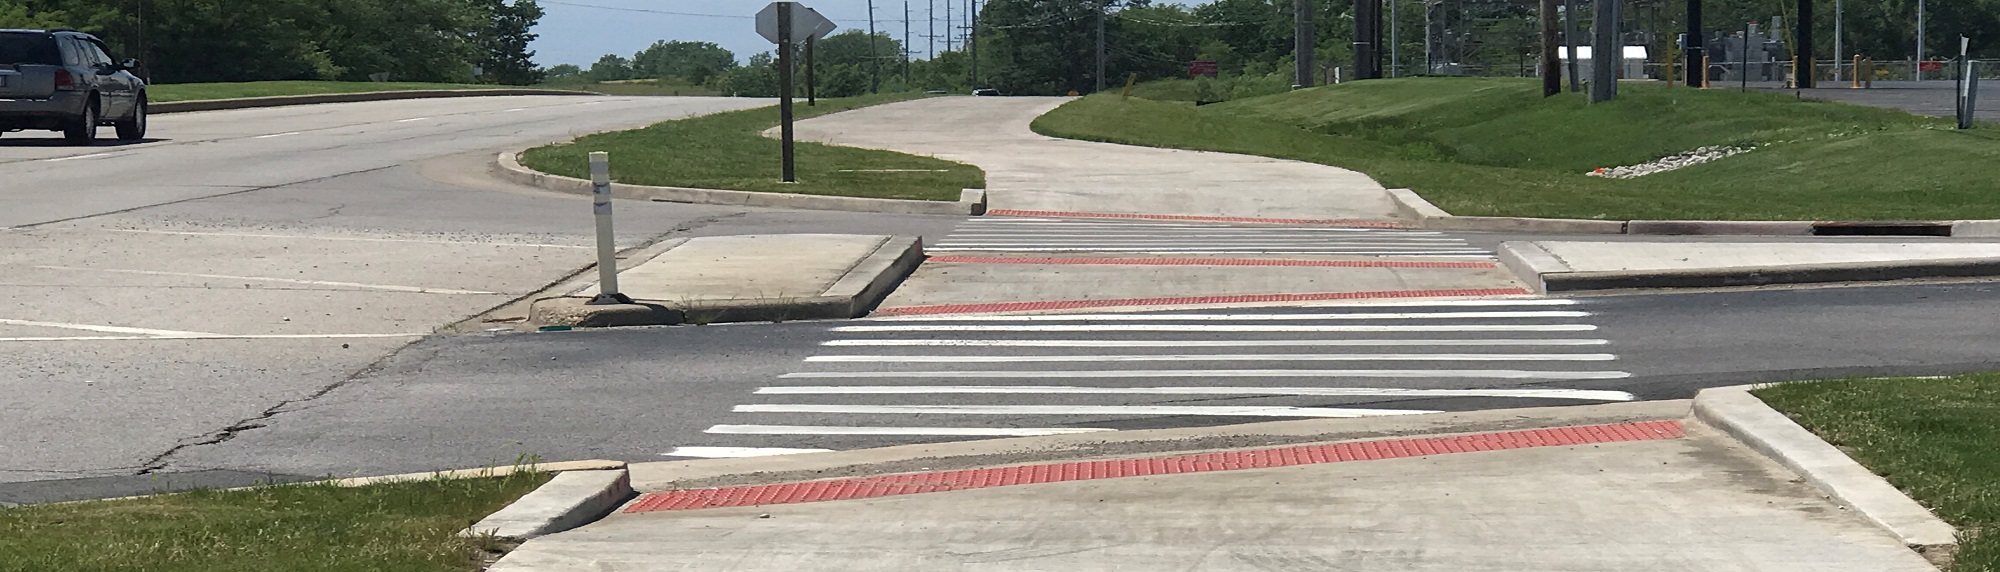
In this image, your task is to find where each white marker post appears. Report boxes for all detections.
[587,152,631,305]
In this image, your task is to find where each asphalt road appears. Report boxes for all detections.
[0,280,1968,504]
[0,95,965,497]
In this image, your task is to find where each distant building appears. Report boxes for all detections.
[1557,46,1649,80]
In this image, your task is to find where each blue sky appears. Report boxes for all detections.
[529,0,1199,67]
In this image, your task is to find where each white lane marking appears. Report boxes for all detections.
[806,353,1619,363]
[0,333,429,342]
[706,425,1117,436]
[42,152,119,162]
[96,229,589,249]
[757,386,1638,401]
[780,369,1632,380]
[876,311,1591,322]
[662,446,832,458]
[833,324,1600,333]
[0,318,218,337]
[736,404,1439,418]
[396,117,430,123]
[823,339,1611,348]
[33,266,502,295]
[253,131,301,139]
[503,108,527,112]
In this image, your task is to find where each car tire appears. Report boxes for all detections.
[64,96,99,146]
[115,95,147,141]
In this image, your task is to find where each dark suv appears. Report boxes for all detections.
[0,29,147,145]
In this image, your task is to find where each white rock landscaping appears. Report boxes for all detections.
[1587,145,1753,179]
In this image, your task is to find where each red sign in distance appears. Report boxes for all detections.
[1188,60,1219,78]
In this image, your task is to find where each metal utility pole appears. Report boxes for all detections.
[904,1,913,83]
[964,0,972,86]
[868,0,881,93]
[944,0,953,52]
[928,0,936,60]
[806,36,819,106]
[1916,0,1925,81]
[1833,0,1843,81]
[1565,0,1580,91]
[1355,0,1381,79]
[1686,0,1704,86]
[1539,0,1559,95]
[1096,0,1107,92]
[1296,0,1316,87]
[1795,0,1814,87]
[1590,0,1618,101]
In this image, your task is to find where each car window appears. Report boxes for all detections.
[70,37,110,67]
[84,39,117,66]
[0,32,64,66]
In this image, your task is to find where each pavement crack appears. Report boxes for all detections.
[132,336,440,475]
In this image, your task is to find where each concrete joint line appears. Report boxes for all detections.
[493,150,985,216]
[1391,187,2000,238]
[462,468,634,543]
[1692,385,1958,558]
[150,89,600,115]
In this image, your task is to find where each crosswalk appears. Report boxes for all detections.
[926,217,1493,257]
[662,298,1632,458]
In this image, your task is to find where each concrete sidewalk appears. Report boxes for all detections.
[1503,240,2000,292]
[488,401,1935,571]
[788,97,1399,222]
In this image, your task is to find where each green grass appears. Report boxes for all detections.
[0,472,549,572]
[537,77,722,97]
[1034,77,2000,221]
[1756,376,2000,571]
[522,93,983,201]
[149,81,517,103]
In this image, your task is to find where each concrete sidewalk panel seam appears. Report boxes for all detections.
[1692,386,1958,554]
[1497,242,1569,294]
[461,468,634,542]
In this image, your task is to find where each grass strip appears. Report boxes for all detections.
[1034,77,2000,221]
[0,471,549,572]
[1756,376,2000,571]
[521,93,983,202]
[149,81,517,103]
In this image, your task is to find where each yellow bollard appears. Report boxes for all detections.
[1852,56,1863,88]
[1701,56,1711,88]
[1791,56,1800,88]
[1666,46,1677,87]
[1121,72,1139,98]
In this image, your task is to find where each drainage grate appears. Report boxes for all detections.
[1812,222,1954,237]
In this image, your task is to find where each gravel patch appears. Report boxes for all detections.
[1588,145,1754,179]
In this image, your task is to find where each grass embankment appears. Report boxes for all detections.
[149,81,517,103]
[522,93,984,201]
[1036,77,2000,221]
[539,77,721,97]
[1756,376,2000,571]
[0,472,548,572]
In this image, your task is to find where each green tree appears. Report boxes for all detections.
[473,0,545,85]
[587,53,634,81]
[543,63,584,82]
[0,0,70,29]
[713,51,778,96]
[631,40,736,84]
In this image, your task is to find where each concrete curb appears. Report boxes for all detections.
[624,400,1690,493]
[1692,385,1958,557]
[1499,242,2000,293]
[495,151,985,216]
[1389,188,1998,237]
[528,235,926,327]
[151,89,599,114]
[461,468,634,542]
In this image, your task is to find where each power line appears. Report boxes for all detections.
[538,0,753,19]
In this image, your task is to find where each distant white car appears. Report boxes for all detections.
[972,88,1000,96]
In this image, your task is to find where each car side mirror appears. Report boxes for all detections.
[119,59,138,71]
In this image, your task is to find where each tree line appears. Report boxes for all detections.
[0,0,546,85]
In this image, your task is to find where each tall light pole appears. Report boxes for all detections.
[1096,0,1107,92]
[1916,0,1926,81]
[868,0,880,93]
[1833,0,1843,81]
[1796,0,1814,87]
[1590,0,1618,101]
[1540,0,1559,96]
[1686,0,1704,86]
[1390,0,1399,76]
[1296,0,1315,87]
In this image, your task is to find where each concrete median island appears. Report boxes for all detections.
[514,93,986,211]
[1500,240,2000,292]
[528,234,924,328]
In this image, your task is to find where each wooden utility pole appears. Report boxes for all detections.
[1540,0,1560,95]
[1795,0,1814,87]
[1354,0,1381,78]
[1590,0,1618,102]
[1096,0,1107,92]
[1686,0,1704,86]
[868,0,880,93]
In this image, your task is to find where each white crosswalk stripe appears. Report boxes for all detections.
[661,299,1636,458]
[928,217,1492,256]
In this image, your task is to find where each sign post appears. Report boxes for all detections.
[758,2,835,182]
